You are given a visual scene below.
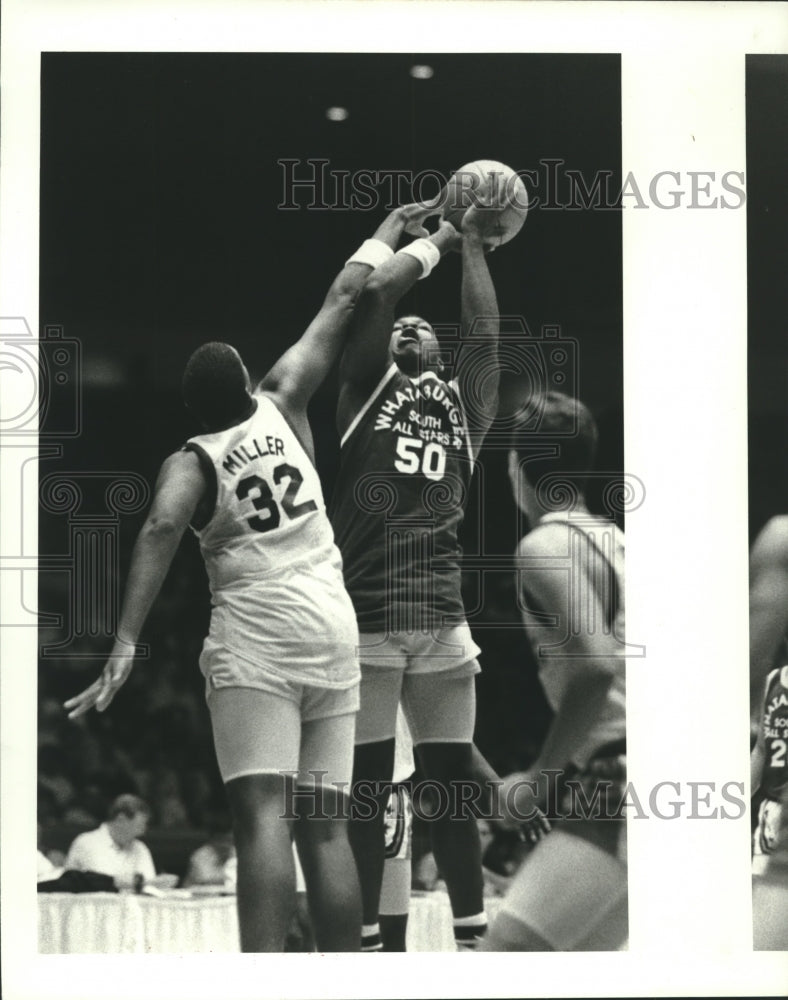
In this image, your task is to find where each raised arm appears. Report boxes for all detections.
[338,219,460,393]
[452,184,513,453]
[260,204,440,412]
[749,516,788,726]
[64,450,206,719]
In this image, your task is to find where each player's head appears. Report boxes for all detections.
[389,316,444,376]
[508,391,598,520]
[182,342,253,431]
[107,794,151,844]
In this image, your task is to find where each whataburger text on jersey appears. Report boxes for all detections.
[373,375,465,449]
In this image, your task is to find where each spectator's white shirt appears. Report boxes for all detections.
[65,823,156,883]
[37,850,62,883]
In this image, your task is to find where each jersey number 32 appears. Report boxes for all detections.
[236,463,317,533]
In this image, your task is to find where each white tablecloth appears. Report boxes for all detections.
[38,891,501,954]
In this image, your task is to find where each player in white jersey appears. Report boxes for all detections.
[64,204,436,952]
[484,392,627,951]
[748,515,788,949]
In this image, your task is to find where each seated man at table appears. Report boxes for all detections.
[182,827,236,889]
[65,794,156,890]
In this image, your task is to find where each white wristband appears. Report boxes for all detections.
[345,239,394,270]
[397,237,441,279]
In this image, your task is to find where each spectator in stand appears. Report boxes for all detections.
[182,828,237,888]
[65,794,156,889]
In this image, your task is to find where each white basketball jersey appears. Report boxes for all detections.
[519,512,626,767]
[187,393,336,589]
[186,392,358,689]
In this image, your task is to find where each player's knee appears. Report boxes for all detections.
[226,773,292,835]
[416,741,473,782]
[291,780,348,821]
[353,739,396,783]
[295,813,350,850]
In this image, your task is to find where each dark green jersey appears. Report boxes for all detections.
[330,365,474,633]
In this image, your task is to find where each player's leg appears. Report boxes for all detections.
[572,892,629,951]
[225,774,297,951]
[284,846,315,952]
[483,826,627,951]
[379,893,409,950]
[209,686,301,952]
[404,667,486,948]
[752,799,788,950]
[753,874,788,949]
[379,784,413,951]
[349,664,404,950]
[294,692,362,952]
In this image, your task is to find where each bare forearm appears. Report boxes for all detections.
[532,667,618,775]
[461,234,499,342]
[363,223,458,306]
[458,235,499,429]
[328,205,435,304]
[116,521,183,644]
[342,224,458,384]
[469,744,501,813]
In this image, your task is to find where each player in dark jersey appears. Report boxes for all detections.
[749,515,788,949]
[484,392,628,951]
[63,205,432,952]
[330,181,511,950]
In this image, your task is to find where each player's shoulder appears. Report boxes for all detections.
[767,664,788,691]
[516,516,623,559]
[251,386,293,425]
[165,447,204,476]
[515,520,569,559]
[753,516,788,564]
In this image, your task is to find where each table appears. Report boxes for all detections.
[38,891,502,954]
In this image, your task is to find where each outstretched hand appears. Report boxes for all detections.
[461,176,511,248]
[495,770,552,843]
[63,642,136,720]
[434,218,463,253]
[371,200,443,248]
[400,198,444,238]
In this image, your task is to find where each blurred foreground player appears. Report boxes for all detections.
[64,207,417,952]
[749,515,788,950]
[331,184,512,949]
[484,392,627,951]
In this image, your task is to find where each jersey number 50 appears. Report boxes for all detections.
[393,436,446,481]
[236,463,317,533]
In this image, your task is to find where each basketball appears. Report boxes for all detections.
[440,160,528,247]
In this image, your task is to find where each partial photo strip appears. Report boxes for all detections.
[747,52,788,953]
